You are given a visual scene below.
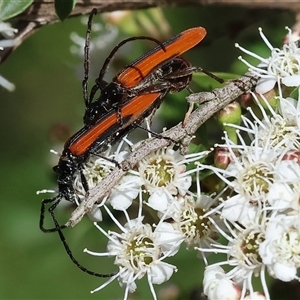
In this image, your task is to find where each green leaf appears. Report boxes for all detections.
[290,87,299,100]
[0,0,33,21]
[55,0,76,21]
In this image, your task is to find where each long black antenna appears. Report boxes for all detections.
[82,8,97,107]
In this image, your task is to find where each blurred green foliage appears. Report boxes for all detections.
[0,0,34,21]
[0,5,294,299]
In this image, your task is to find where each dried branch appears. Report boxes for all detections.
[15,0,300,24]
[66,71,259,228]
[1,0,298,63]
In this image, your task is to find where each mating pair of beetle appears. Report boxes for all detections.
[39,8,221,277]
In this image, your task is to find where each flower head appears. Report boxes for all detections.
[136,147,208,213]
[84,203,180,300]
[74,147,142,219]
[236,27,300,93]
[200,211,269,300]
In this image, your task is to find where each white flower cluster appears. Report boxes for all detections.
[197,28,300,300]
[43,26,300,299]
[74,141,218,299]
[198,96,300,299]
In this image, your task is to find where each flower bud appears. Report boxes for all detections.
[214,147,232,169]
[216,101,241,144]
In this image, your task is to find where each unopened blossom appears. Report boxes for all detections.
[203,266,241,300]
[236,27,300,93]
[267,159,300,211]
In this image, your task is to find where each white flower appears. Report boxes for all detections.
[166,192,223,263]
[39,24,300,299]
[74,148,143,219]
[259,213,300,282]
[73,153,116,221]
[199,213,270,300]
[220,92,300,212]
[137,147,207,213]
[139,147,191,192]
[84,204,179,300]
[224,91,300,151]
[220,148,296,222]
[236,27,300,93]
[0,22,18,39]
[0,21,18,91]
[199,129,294,225]
[255,93,300,151]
